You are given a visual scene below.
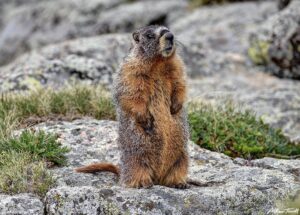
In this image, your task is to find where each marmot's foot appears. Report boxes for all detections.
[124,168,154,189]
[126,179,153,189]
[170,183,190,189]
[138,181,154,189]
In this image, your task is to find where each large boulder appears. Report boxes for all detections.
[0,0,125,65]
[0,34,131,92]
[248,0,300,79]
[20,119,300,214]
[0,0,187,66]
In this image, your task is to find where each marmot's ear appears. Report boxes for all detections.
[132,31,139,43]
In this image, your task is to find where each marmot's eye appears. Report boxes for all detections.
[146,33,155,39]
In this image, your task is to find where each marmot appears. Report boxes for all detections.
[76,25,189,189]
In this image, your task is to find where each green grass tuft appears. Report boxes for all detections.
[188,101,300,159]
[0,151,54,197]
[0,85,116,138]
[0,130,69,166]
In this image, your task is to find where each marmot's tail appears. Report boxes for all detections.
[75,163,119,175]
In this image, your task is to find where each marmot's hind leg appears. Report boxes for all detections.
[121,156,154,189]
[162,153,189,189]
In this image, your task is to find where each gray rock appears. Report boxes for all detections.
[96,1,187,34]
[188,67,300,142]
[28,119,299,214]
[0,193,44,215]
[0,34,131,92]
[0,0,125,66]
[0,0,187,66]
[0,33,245,92]
[171,1,277,76]
[0,0,51,29]
[251,157,300,177]
[248,0,300,79]
[277,0,292,10]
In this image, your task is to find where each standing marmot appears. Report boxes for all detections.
[76,25,189,189]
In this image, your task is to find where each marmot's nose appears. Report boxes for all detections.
[165,32,174,41]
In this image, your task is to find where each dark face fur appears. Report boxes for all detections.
[132,25,176,59]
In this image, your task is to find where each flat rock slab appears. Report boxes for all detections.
[0,193,44,215]
[21,119,299,214]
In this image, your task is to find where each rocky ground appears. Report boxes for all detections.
[1,119,299,214]
[0,0,299,214]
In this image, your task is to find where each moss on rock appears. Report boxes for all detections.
[248,40,270,65]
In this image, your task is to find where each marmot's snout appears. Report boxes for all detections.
[164,32,174,43]
[160,30,175,57]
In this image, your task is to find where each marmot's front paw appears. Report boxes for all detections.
[170,102,182,115]
[136,113,154,135]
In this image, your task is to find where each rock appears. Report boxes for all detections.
[0,0,187,66]
[250,157,300,177]
[178,47,235,77]
[0,193,44,215]
[248,0,300,79]
[25,119,299,214]
[0,1,280,88]
[172,1,276,54]
[171,1,277,76]
[188,68,300,142]
[0,33,245,92]
[96,1,187,34]
[277,0,292,10]
[0,0,50,39]
[0,34,131,92]
[0,0,125,66]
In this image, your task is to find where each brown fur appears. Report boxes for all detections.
[76,25,189,189]
[75,163,119,175]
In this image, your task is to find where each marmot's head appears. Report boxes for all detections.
[131,25,176,59]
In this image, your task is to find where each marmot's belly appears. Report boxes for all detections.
[150,100,187,170]
[150,94,177,138]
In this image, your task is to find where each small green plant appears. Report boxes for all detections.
[248,40,270,65]
[188,101,300,159]
[0,151,54,197]
[0,130,69,166]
